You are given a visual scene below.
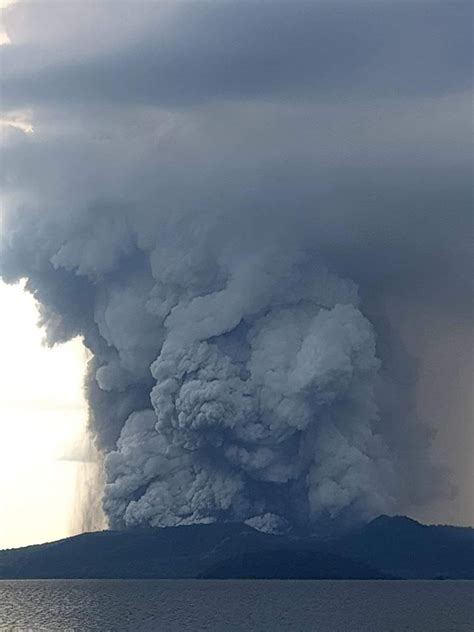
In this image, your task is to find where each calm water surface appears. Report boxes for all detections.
[0,579,472,631]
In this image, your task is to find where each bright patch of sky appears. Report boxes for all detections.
[0,280,89,548]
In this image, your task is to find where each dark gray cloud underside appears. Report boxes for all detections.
[2,2,472,108]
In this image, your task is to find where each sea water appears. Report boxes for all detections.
[0,579,472,631]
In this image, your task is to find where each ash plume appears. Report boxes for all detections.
[1,2,471,531]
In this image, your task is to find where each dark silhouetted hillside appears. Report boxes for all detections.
[0,516,471,579]
[200,549,388,579]
[331,515,474,579]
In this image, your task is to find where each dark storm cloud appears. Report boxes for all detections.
[1,1,471,307]
[2,1,471,109]
[1,1,471,528]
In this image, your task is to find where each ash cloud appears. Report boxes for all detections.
[1,1,471,530]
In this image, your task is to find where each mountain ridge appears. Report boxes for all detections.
[0,515,472,580]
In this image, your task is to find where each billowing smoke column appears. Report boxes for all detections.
[1,1,467,532]
[0,206,438,532]
[106,266,388,530]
